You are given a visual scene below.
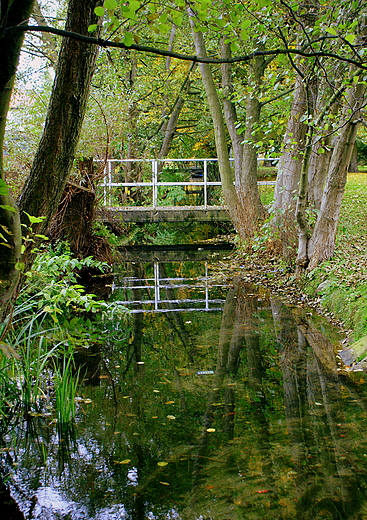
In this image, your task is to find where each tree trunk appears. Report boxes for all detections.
[307,68,345,210]
[0,0,35,315]
[221,41,266,234]
[273,2,319,257]
[238,54,267,229]
[158,63,197,161]
[220,40,243,184]
[307,80,365,269]
[307,139,332,210]
[189,10,265,240]
[18,0,101,246]
[348,143,358,173]
[188,12,246,236]
[274,70,308,215]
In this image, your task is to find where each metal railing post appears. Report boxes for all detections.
[152,160,158,208]
[108,160,112,206]
[154,262,160,310]
[103,162,108,205]
[203,159,208,208]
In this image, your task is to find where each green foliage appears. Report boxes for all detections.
[356,139,367,165]
[0,242,128,424]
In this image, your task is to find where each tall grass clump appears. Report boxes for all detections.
[0,241,127,425]
[54,356,80,425]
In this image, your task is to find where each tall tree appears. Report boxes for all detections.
[0,0,35,313]
[18,0,101,244]
[307,74,366,269]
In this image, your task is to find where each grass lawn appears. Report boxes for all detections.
[302,173,367,340]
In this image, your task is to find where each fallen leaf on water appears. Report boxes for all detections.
[157,461,168,467]
[75,398,92,404]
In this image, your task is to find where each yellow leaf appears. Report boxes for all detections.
[114,459,131,464]
[206,428,216,432]
[167,415,176,420]
[157,461,168,467]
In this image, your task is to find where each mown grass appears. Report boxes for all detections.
[305,173,367,340]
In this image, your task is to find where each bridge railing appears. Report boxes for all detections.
[112,261,226,313]
[96,158,278,209]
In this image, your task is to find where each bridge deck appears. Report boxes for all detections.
[99,205,231,223]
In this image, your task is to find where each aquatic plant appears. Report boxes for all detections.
[0,242,127,422]
[54,355,80,425]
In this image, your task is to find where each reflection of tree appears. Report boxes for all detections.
[7,280,367,520]
[272,302,367,519]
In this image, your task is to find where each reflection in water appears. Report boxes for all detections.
[3,260,367,520]
[114,260,226,313]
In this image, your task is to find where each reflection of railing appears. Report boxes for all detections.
[113,262,226,313]
[97,158,277,209]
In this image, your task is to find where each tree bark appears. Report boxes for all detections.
[0,0,35,314]
[189,10,265,239]
[274,69,308,215]
[188,11,245,236]
[18,0,101,245]
[220,41,266,234]
[307,79,365,269]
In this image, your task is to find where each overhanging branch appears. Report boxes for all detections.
[2,24,367,70]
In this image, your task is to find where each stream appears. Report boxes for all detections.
[3,246,367,520]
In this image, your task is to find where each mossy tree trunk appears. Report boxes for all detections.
[18,0,101,259]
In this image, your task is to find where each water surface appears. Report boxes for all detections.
[4,252,367,520]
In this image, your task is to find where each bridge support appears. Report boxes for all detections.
[98,206,231,223]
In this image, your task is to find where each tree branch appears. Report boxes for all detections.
[2,24,367,69]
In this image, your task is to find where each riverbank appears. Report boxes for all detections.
[219,173,367,344]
